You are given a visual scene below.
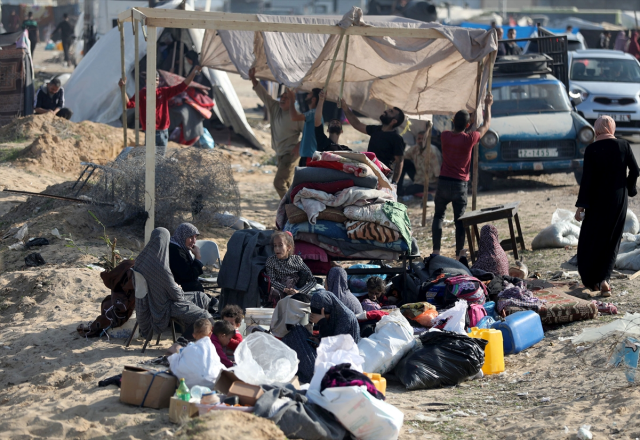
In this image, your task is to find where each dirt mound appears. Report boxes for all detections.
[177,411,286,440]
[0,113,181,175]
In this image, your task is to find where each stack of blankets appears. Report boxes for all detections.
[276,151,415,274]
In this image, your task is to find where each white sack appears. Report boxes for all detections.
[616,249,640,271]
[358,310,416,374]
[551,208,581,227]
[308,334,364,394]
[624,209,640,234]
[233,332,298,385]
[531,222,581,250]
[167,337,224,389]
[307,386,404,440]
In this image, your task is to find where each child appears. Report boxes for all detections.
[221,304,243,354]
[265,231,316,305]
[361,276,386,312]
[166,317,212,355]
[210,320,235,368]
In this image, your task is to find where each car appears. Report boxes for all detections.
[477,72,594,188]
[569,49,640,135]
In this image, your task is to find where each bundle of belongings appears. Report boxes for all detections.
[275,151,416,275]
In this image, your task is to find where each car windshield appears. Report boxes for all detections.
[570,58,640,83]
[491,82,572,116]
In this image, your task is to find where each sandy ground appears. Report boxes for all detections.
[1,46,640,440]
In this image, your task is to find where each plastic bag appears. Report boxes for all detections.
[197,128,215,149]
[168,338,224,389]
[414,309,439,327]
[358,310,416,374]
[531,222,580,250]
[307,386,404,440]
[625,209,640,234]
[233,332,298,385]
[433,300,468,335]
[309,334,364,394]
[394,331,487,390]
[551,208,581,226]
[616,248,640,271]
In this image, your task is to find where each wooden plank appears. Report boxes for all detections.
[144,26,157,244]
[134,17,140,146]
[421,120,433,227]
[628,269,640,281]
[118,23,128,154]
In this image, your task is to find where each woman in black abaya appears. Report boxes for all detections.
[575,115,639,296]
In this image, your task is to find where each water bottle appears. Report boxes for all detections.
[176,378,190,402]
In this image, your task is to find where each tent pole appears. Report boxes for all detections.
[170,42,177,73]
[145,26,157,244]
[134,18,140,147]
[323,31,345,91]
[338,35,350,105]
[421,120,433,227]
[118,22,128,155]
[178,30,185,76]
[472,60,483,211]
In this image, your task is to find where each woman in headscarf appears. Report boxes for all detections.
[134,228,212,340]
[575,116,639,296]
[627,30,640,60]
[325,266,363,315]
[472,225,509,276]
[614,31,629,52]
[169,223,204,292]
[309,289,360,343]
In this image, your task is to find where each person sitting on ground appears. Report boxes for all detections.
[265,231,316,306]
[220,304,243,354]
[314,90,351,153]
[325,266,363,315]
[34,78,73,119]
[505,28,522,56]
[433,93,493,258]
[166,316,213,355]
[471,225,509,277]
[287,88,323,166]
[361,276,387,312]
[133,227,212,342]
[309,289,360,343]
[341,98,406,184]
[168,223,205,293]
[248,67,303,198]
[399,130,442,198]
[118,65,202,150]
[210,320,235,368]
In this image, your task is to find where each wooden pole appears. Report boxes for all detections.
[134,18,140,146]
[323,31,345,91]
[421,120,433,227]
[144,26,157,244]
[170,41,177,73]
[472,61,483,212]
[118,22,128,153]
[338,35,350,105]
[178,30,185,77]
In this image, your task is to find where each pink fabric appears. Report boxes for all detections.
[361,152,392,176]
[210,334,233,367]
[594,115,616,141]
[304,259,331,275]
[307,157,372,177]
[289,179,354,202]
[472,225,510,277]
[294,241,329,262]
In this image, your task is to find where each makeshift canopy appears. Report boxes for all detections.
[118,6,497,242]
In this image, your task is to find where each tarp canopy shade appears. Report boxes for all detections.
[199,10,497,121]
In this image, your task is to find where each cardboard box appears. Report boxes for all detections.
[169,397,199,423]
[120,366,177,409]
[214,370,299,407]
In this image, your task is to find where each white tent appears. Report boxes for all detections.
[64,0,261,149]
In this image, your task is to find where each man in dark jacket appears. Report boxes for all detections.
[53,13,74,66]
[34,78,73,119]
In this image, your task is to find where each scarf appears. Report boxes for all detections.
[310,289,360,343]
[614,31,628,51]
[134,228,185,337]
[326,267,363,315]
[170,222,199,257]
[472,225,510,277]
[594,115,616,142]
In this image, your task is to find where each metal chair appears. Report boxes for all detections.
[195,240,221,288]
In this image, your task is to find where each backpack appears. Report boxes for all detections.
[467,303,488,328]
[443,275,487,307]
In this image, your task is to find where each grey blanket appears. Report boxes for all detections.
[254,386,347,440]
[218,229,274,310]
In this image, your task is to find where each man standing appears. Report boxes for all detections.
[53,14,74,67]
[118,66,202,151]
[22,12,38,57]
[314,90,351,152]
[432,93,493,257]
[287,88,322,166]
[34,78,73,119]
[340,101,406,185]
[399,130,442,198]
[496,27,506,57]
[597,31,611,49]
[249,67,303,198]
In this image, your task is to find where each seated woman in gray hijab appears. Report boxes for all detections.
[134,227,212,340]
[169,223,204,293]
[325,266,363,315]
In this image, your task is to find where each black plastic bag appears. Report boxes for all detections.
[25,237,49,248]
[25,253,46,267]
[394,331,487,390]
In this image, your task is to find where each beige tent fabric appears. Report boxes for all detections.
[200,8,496,120]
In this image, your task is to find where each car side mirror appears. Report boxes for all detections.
[569,91,583,106]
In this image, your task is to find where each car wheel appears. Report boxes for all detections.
[574,169,583,185]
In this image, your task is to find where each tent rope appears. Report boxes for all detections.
[323,29,346,92]
[338,35,350,106]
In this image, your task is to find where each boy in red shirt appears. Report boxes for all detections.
[117,65,202,151]
[220,304,244,355]
[433,93,493,257]
[210,320,235,368]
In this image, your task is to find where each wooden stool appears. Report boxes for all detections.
[458,201,525,262]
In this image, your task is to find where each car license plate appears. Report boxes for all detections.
[518,148,558,158]
[598,113,631,122]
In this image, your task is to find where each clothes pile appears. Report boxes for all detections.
[275,152,415,274]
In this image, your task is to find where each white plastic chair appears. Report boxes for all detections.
[196,240,221,268]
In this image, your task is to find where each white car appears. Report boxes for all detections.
[569,49,640,135]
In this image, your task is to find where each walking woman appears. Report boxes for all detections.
[575,116,639,296]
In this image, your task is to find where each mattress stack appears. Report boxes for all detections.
[275,151,414,274]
